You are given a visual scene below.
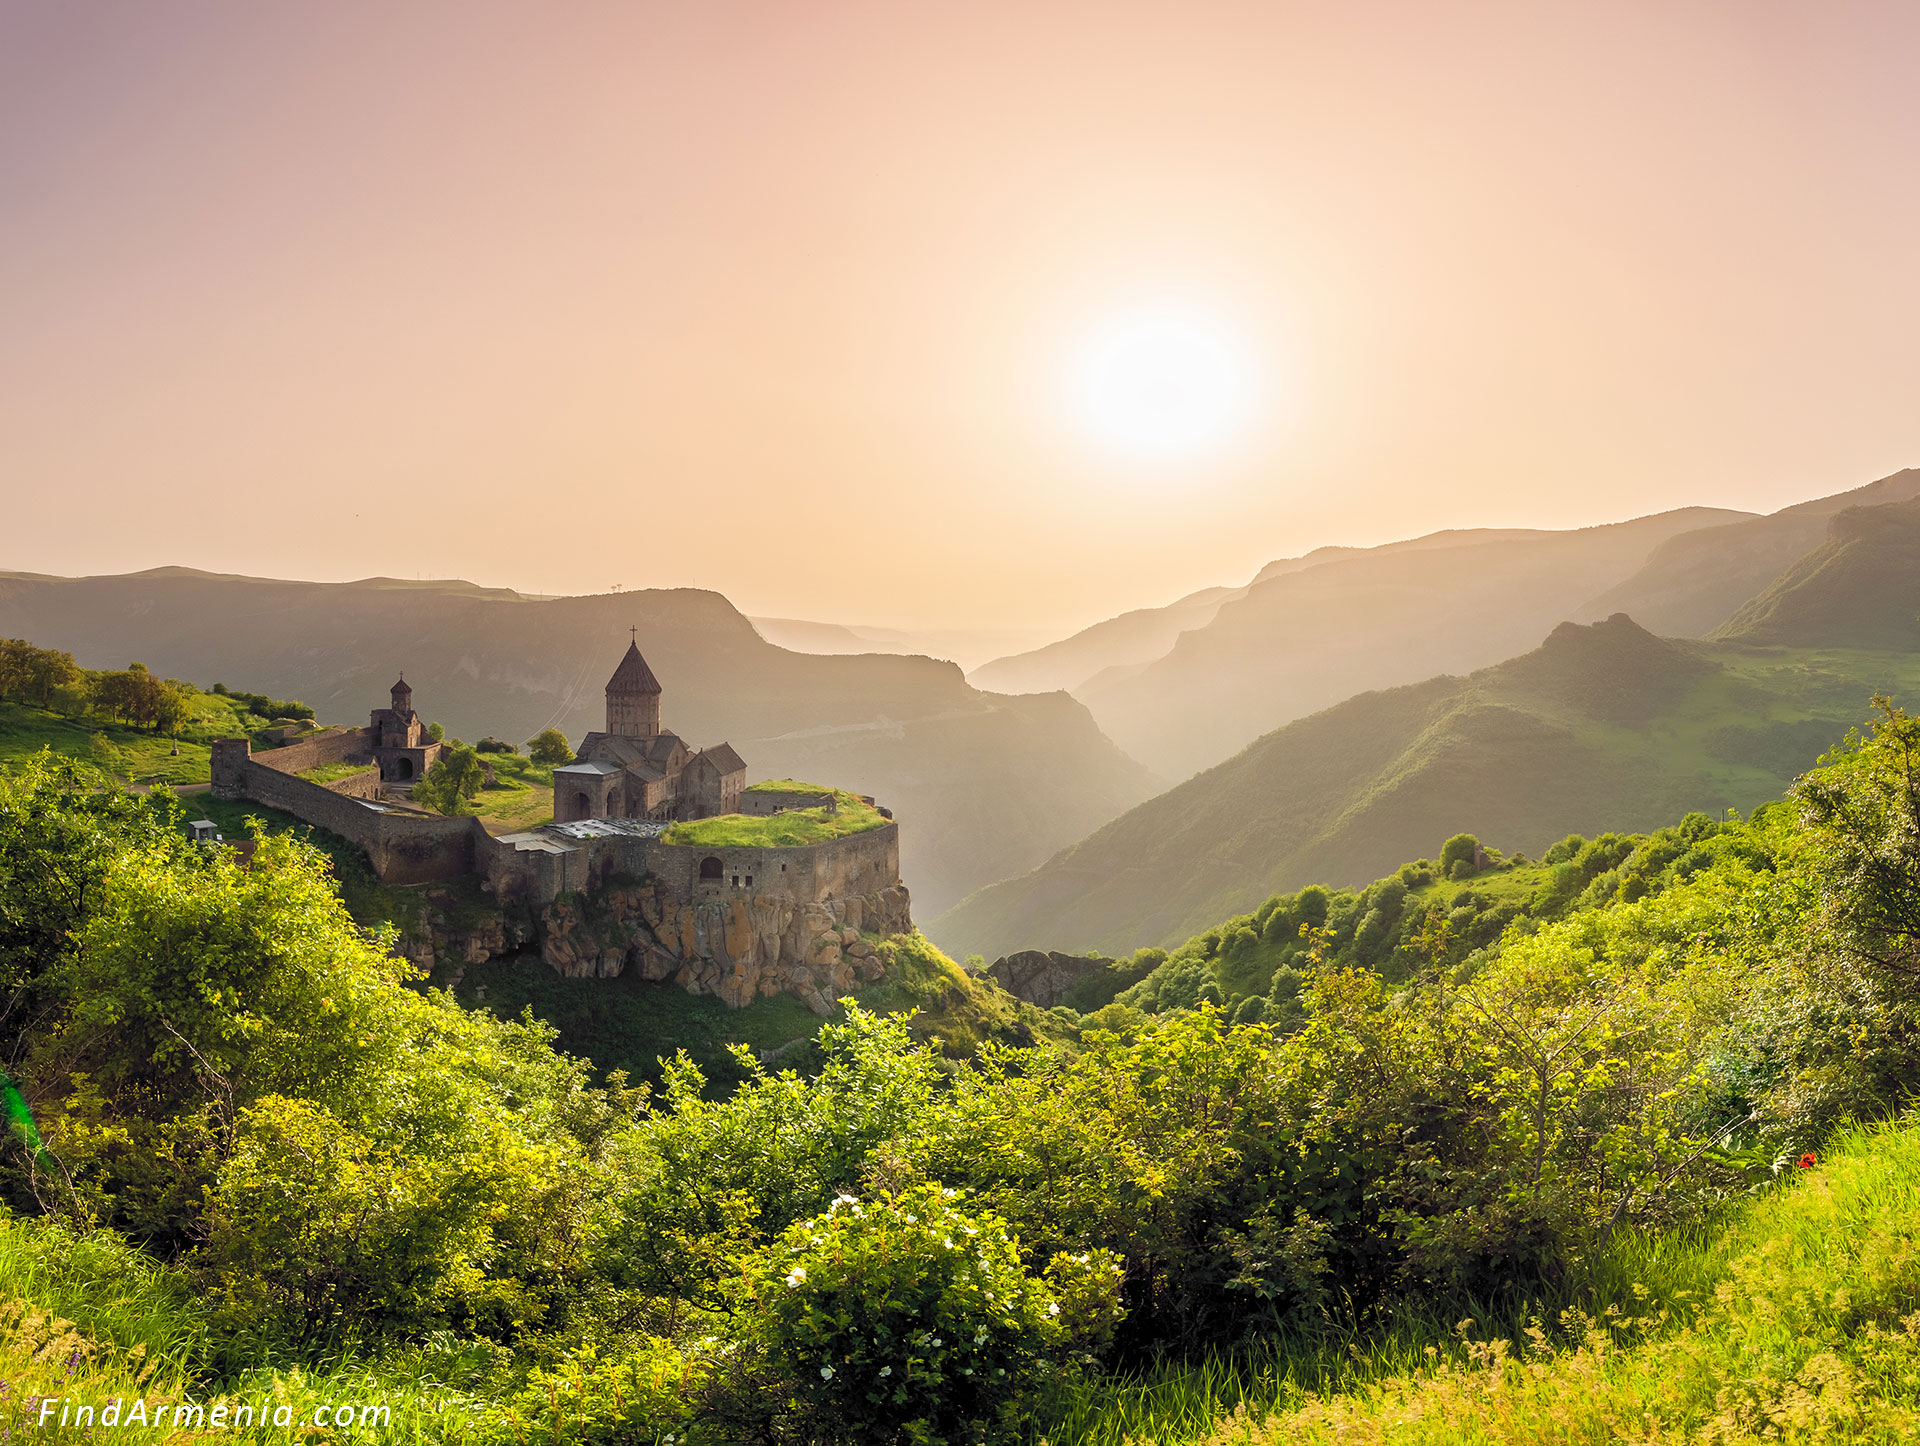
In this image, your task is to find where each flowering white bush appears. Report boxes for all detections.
[740,1183,1064,1445]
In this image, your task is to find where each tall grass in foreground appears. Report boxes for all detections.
[1029,1119,1919,1446]
[1032,1120,1920,1445]
[0,1214,498,1444]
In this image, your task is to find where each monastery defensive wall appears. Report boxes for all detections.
[209,664,914,1015]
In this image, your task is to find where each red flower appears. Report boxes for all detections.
[1797,1152,1818,1170]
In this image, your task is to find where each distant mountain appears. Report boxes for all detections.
[0,570,1157,914]
[965,530,1557,700]
[1073,507,1750,780]
[749,617,1057,672]
[930,589,1920,960]
[1715,494,1920,651]
[1576,468,1920,636]
[966,585,1245,697]
[964,470,1919,792]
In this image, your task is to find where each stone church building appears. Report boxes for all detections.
[371,676,446,782]
[551,640,747,824]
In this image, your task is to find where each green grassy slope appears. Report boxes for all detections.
[932,612,1920,958]
[0,689,275,787]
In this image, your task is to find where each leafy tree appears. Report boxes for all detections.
[528,728,574,765]
[1795,697,1920,980]
[426,721,445,742]
[0,641,83,707]
[1440,833,1481,877]
[0,769,615,1339]
[413,745,487,816]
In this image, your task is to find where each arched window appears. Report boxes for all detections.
[699,856,723,880]
[574,792,591,819]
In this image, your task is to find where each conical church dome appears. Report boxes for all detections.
[607,641,662,694]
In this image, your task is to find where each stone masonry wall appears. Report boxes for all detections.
[213,739,482,885]
[247,726,372,775]
[741,788,833,816]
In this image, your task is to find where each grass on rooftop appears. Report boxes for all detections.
[665,788,888,847]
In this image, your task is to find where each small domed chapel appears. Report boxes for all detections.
[550,637,746,824]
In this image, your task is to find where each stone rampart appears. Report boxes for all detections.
[246,727,372,775]
[213,738,482,885]
[741,788,834,816]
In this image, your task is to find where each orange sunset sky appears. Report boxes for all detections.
[3,1,1917,633]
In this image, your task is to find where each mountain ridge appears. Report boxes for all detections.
[0,570,1157,915]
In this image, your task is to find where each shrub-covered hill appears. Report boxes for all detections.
[1064,810,1739,1033]
[7,699,1920,1444]
[933,609,1920,958]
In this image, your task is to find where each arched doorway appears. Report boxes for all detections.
[396,757,415,780]
[699,856,723,880]
[574,792,592,820]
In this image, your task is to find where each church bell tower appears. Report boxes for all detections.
[605,634,663,738]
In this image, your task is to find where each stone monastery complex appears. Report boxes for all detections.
[551,637,747,824]
[211,641,911,1012]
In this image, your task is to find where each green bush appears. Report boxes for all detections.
[1439,833,1480,875]
[528,728,573,765]
[482,1338,709,1445]
[737,1182,1067,1445]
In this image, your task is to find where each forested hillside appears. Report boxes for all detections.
[7,696,1920,1442]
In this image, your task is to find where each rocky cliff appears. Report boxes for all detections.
[390,877,914,1015]
[540,883,915,1014]
[985,949,1115,1008]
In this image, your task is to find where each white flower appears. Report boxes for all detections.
[786,1266,807,1288]
[1048,1301,1061,1317]
[820,1366,835,1380]
[931,1338,942,1347]
[903,1213,916,1223]
[878,1366,892,1378]
[944,1237,954,1249]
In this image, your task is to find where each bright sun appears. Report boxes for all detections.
[1064,302,1260,464]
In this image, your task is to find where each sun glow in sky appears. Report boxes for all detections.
[2,2,1919,631]
[1064,303,1263,465]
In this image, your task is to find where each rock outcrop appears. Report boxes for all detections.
[539,882,914,1015]
[986,949,1113,1008]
